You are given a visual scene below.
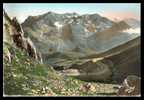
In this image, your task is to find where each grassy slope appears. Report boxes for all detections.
[3,42,118,96]
[81,36,140,59]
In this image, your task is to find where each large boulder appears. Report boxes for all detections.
[117,75,141,96]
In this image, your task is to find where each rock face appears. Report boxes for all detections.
[3,10,42,63]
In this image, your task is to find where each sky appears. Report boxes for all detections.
[3,3,140,23]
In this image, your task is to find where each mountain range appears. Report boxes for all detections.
[3,10,140,63]
[21,12,140,58]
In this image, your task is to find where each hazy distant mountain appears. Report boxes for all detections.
[21,12,114,56]
[124,18,140,28]
[2,11,137,60]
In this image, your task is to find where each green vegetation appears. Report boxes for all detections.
[3,42,117,96]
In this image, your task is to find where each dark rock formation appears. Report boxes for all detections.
[3,10,42,63]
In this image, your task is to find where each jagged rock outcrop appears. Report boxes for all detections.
[3,10,43,63]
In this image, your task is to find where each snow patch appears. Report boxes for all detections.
[123,28,140,35]
[54,22,63,28]
[54,21,63,32]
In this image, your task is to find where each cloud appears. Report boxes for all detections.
[101,11,140,21]
[123,28,140,35]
